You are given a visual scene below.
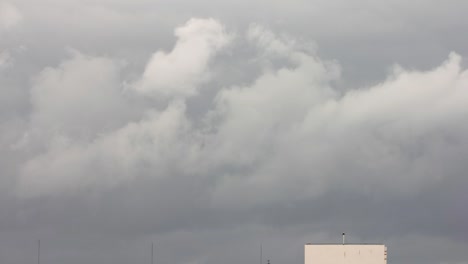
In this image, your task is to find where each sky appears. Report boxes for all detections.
[1,1,468,264]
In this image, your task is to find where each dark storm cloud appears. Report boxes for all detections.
[1,1,468,264]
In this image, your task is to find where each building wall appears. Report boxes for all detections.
[305,244,387,264]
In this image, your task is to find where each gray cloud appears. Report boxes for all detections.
[1,1,468,264]
[0,1,22,31]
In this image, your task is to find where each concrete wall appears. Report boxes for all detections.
[305,244,387,264]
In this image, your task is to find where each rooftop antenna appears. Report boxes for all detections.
[342,233,346,245]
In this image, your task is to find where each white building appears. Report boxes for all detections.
[305,237,387,264]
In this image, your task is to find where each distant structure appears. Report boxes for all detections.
[305,233,387,264]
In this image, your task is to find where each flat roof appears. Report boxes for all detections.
[305,243,385,245]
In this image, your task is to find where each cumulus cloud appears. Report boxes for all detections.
[209,51,468,208]
[5,16,468,264]
[27,50,134,140]
[17,20,468,205]
[247,24,299,57]
[18,101,192,197]
[134,18,231,99]
[0,2,22,30]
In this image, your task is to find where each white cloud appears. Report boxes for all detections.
[15,21,468,212]
[134,18,232,99]
[18,100,194,197]
[0,2,22,30]
[209,50,468,207]
[247,24,298,57]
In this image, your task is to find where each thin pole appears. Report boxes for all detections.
[37,240,40,264]
[260,244,263,264]
[151,242,154,264]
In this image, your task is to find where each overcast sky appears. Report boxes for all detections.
[1,1,468,264]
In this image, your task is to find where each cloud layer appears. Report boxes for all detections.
[16,22,468,203]
[1,3,468,264]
